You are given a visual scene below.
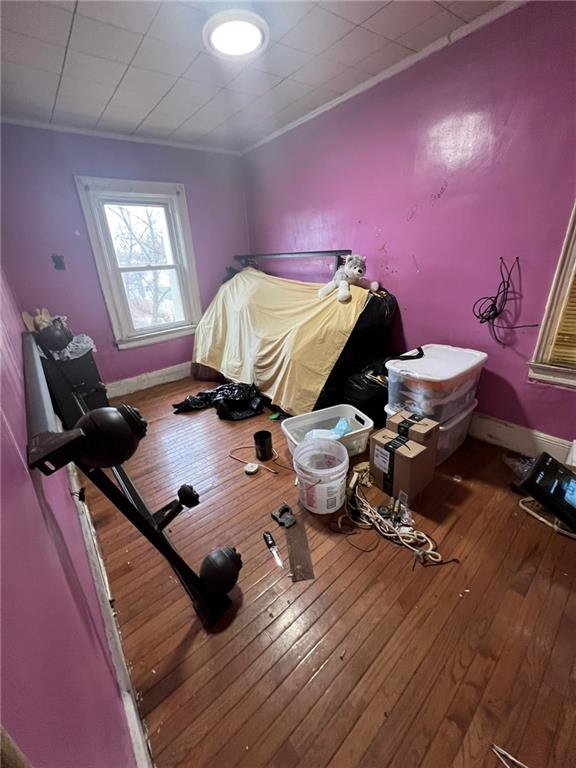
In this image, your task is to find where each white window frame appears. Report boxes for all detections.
[75,176,202,350]
[528,201,576,388]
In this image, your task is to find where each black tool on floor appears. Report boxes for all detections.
[263,531,284,568]
[271,503,314,582]
[23,331,242,629]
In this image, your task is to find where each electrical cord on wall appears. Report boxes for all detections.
[472,257,539,345]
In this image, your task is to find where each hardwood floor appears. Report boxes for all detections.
[86,379,576,768]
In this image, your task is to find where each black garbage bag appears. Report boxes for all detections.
[173,382,265,420]
[341,347,424,427]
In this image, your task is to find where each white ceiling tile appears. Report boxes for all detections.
[275,99,316,125]
[440,2,502,22]
[183,52,245,87]
[267,78,313,107]
[134,122,177,139]
[1,30,65,74]
[2,96,54,121]
[69,15,142,64]
[227,68,282,96]
[97,112,143,132]
[291,53,347,87]
[53,92,107,118]
[236,96,277,121]
[362,1,439,39]
[132,36,199,76]
[76,1,161,34]
[252,2,315,41]
[191,89,255,122]
[1,1,73,46]
[249,43,312,78]
[294,85,341,112]
[64,50,127,87]
[120,66,177,99]
[106,87,161,115]
[155,79,221,121]
[172,116,221,142]
[1,60,60,100]
[52,109,99,129]
[355,40,412,74]
[1,61,58,120]
[147,2,205,48]
[58,75,116,106]
[398,8,463,51]
[280,7,355,54]
[135,109,185,135]
[48,1,76,11]
[320,2,386,25]
[324,25,389,66]
[325,66,371,94]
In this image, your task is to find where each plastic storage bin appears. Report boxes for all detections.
[386,344,486,424]
[282,404,373,457]
[436,399,477,464]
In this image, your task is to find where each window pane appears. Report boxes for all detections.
[121,269,185,329]
[104,204,174,266]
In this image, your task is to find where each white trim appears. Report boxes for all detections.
[107,361,192,399]
[115,324,196,350]
[469,412,572,462]
[528,201,576,388]
[1,117,241,156]
[75,176,202,349]
[243,1,526,155]
[527,361,576,389]
[67,465,153,768]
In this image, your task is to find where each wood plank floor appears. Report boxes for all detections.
[86,379,576,768]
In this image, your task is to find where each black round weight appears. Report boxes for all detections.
[178,484,199,508]
[199,547,242,594]
[75,405,147,467]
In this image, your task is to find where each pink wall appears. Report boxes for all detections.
[244,1,576,441]
[1,125,248,383]
[1,269,137,766]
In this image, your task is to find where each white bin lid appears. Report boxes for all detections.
[386,344,487,381]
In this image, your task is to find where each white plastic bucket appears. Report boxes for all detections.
[293,438,349,515]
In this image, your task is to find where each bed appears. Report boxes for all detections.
[193,251,398,416]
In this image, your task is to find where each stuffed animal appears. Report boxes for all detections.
[318,254,379,303]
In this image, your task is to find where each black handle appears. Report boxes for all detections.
[263,531,276,549]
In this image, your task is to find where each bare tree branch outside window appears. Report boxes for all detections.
[104,204,185,329]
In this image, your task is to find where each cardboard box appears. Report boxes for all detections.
[386,410,439,458]
[370,428,435,499]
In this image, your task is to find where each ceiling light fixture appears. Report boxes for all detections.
[203,10,269,60]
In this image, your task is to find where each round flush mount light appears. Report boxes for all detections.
[203,10,269,60]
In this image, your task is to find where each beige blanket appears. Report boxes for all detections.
[193,268,367,415]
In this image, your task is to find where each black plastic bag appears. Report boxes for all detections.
[173,382,264,420]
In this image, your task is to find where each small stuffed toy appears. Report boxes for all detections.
[318,254,379,303]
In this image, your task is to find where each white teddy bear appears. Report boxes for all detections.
[318,254,379,303]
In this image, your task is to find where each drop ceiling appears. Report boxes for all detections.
[1,1,504,152]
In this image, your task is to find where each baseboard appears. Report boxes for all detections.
[470,412,571,462]
[67,465,154,768]
[107,361,192,398]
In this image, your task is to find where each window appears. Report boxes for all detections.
[529,202,576,388]
[76,177,201,349]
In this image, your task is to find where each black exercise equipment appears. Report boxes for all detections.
[23,331,242,628]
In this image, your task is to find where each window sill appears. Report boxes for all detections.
[115,324,196,350]
[528,361,576,389]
